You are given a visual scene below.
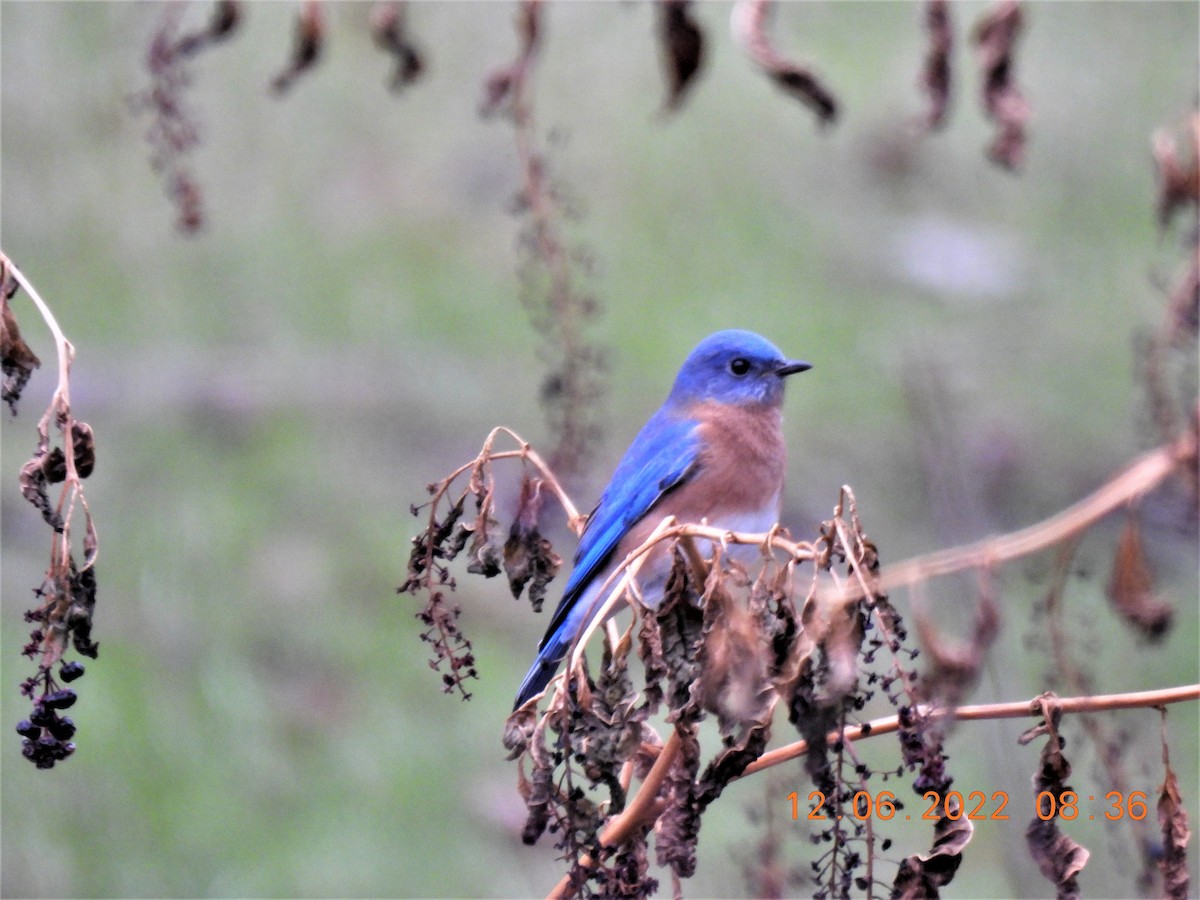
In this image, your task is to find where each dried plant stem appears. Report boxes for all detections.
[4,254,74,398]
[482,0,605,477]
[1,253,94,563]
[6,253,101,768]
[430,426,584,530]
[744,684,1200,778]
[835,434,1195,605]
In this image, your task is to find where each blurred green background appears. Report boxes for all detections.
[2,2,1197,897]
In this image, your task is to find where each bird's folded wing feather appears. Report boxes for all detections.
[537,411,702,650]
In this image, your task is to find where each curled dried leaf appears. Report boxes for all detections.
[503,474,562,611]
[732,0,838,125]
[502,703,538,760]
[1,279,41,415]
[371,1,425,92]
[20,450,61,531]
[1158,713,1192,900]
[1026,819,1089,900]
[1025,695,1090,898]
[271,0,324,95]
[914,574,1000,705]
[479,0,540,117]
[659,0,705,112]
[68,565,100,659]
[571,641,640,815]
[41,421,97,484]
[71,421,96,479]
[466,528,502,578]
[918,0,953,129]
[973,0,1029,169]
[654,722,702,880]
[1152,114,1200,229]
[892,793,974,898]
[174,0,240,57]
[697,567,774,739]
[1107,509,1173,640]
[519,710,557,846]
[658,547,705,720]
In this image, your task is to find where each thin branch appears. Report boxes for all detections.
[3,252,75,420]
[743,684,1200,778]
[832,434,1195,605]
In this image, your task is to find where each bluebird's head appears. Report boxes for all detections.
[666,329,811,408]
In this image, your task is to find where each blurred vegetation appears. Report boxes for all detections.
[2,2,1197,897]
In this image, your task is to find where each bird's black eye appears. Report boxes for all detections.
[728,357,751,376]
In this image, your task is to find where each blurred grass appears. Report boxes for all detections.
[2,2,1197,897]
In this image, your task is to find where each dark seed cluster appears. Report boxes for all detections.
[16,665,82,769]
[17,568,98,769]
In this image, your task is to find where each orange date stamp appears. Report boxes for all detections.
[788,790,1151,822]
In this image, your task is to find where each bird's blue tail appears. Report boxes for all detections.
[513,633,569,710]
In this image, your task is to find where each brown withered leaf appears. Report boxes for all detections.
[893,794,974,899]
[973,0,1028,170]
[466,534,501,577]
[919,0,953,130]
[914,573,1000,705]
[573,641,640,815]
[68,563,100,659]
[20,449,61,530]
[1,282,41,414]
[654,721,702,880]
[1026,819,1089,900]
[1025,695,1090,899]
[659,0,705,112]
[519,707,557,846]
[695,724,769,812]
[174,0,240,57]
[1166,251,1200,342]
[270,0,323,95]
[697,563,775,739]
[758,564,812,698]
[732,0,838,125]
[503,474,561,611]
[72,421,96,478]
[1152,114,1200,229]
[502,703,538,760]
[1107,509,1173,640]
[1158,718,1192,900]
[658,546,705,719]
[480,0,540,117]
[371,1,425,92]
[812,592,864,703]
[42,421,97,483]
[637,599,668,713]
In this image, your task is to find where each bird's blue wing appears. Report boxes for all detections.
[540,409,701,647]
[513,411,701,708]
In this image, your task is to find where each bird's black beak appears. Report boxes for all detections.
[776,359,812,377]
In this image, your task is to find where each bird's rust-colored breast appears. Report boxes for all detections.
[680,399,787,521]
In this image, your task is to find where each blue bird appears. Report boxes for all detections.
[514,329,810,710]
